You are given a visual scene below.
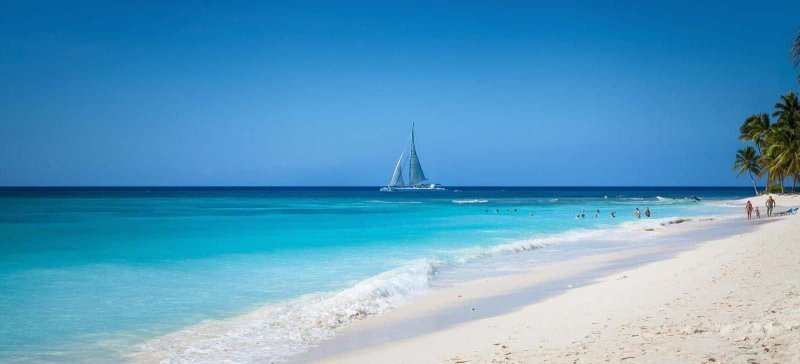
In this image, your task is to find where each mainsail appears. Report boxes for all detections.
[408,124,427,185]
[388,153,405,187]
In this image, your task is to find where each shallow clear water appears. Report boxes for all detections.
[0,187,748,361]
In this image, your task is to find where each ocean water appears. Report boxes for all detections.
[0,187,749,362]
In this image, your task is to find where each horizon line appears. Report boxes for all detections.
[0,185,769,189]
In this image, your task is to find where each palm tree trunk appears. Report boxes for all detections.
[749,171,758,196]
[765,172,771,193]
[781,175,786,193]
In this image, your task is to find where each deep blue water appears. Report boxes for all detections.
[0,187,750,361]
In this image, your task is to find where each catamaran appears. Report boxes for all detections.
[380,124,445,192]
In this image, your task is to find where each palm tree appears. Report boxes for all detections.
[791,27,800,83]
[739,113,772,152]
[739,113,772,191]
[734,146,761,196]
[765,131,799,192]
[773,92,800,129]
[767,92,800,192]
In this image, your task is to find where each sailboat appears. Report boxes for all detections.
[380,124,445,192]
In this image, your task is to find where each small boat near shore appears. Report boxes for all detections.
[380,124,445,192]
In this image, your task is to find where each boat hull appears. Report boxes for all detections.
[380,185,446,192]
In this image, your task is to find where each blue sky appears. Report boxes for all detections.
[1,1,798,186]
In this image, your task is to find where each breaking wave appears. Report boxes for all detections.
[132,259,442,363]
[364,200,423,204]
[452,199,489,204]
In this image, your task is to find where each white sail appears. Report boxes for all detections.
[408,124,427,185]
[389,153,405,187]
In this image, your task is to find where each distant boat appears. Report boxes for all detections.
[380,124,445,192]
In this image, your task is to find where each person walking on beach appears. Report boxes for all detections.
[644,207,651,218]
[634,208,641,219]
[755,206,761,219]
[745,201,754,220]
[766,196,776,217]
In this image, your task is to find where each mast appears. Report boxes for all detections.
[407,123,427,185]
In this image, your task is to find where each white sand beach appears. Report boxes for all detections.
[312,195,800,363]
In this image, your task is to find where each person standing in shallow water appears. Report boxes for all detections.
[644,207,651,218]
[634,208,641,219]
[745,201,753,220]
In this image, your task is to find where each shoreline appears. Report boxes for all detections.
[129,197,749,363]
[295,217,747,362]
[310,195,800,363]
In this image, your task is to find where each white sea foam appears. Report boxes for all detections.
[453,221,657,264]
[704,200,747,209]
[452,213,735,264]
[131,259,441,363]
[364,200,423,204]
[452,199,489,204]
[453,229,608,263]
[655,196,684,203]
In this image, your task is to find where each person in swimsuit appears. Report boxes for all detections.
[644,207,651,218]
[745,201,753,220]
[634,208,641,219]
[766,196,776,217]
[755,206,761,219]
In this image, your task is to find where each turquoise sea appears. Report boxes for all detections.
[0,187,749,362]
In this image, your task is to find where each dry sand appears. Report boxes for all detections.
[316,195,800,363]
